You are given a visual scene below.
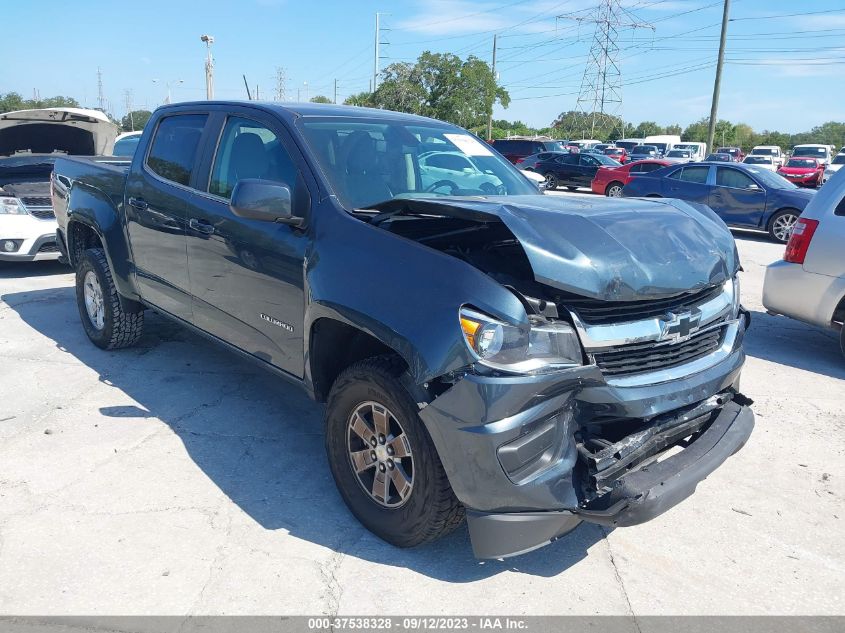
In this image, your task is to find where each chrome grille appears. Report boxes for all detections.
[593,327,725,376]
[559,284,723,325]
[20,196,55,220]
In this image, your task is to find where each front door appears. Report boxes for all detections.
[125,112,209,321]
[578,154,602,187]
[185,112,309,377]
[711,166,767,228]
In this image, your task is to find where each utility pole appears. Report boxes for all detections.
[243,75,252,100]
[707,0,731,155]
[97,67,105,111]
[201,35,215,100]
[373,12,390,91]
[559,0,653,139]
[334,78,338,104]
[486,34,498,141]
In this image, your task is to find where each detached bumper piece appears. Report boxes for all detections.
[576,399,754,527]
[465,397,753,558]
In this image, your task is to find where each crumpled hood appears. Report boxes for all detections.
[381,194,738,301]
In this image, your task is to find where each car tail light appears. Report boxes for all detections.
[515,157,525,164]
[783,218,819,264]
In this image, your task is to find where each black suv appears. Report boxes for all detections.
[492,138,567,164]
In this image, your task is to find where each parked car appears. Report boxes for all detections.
[569,139,602,150]
[715,147,744,162]
[0,107,119,263]
[419,151,505,194]
[665,149,694,163]
[629,145,660,161]
[112,131,143,157]
[672,142,707,161]
[591,159,671,197]
[613,138,644,152]
[749,145,783,167]
[622,161,815,242]
[791,144,835,165]
[603,146,628,163]
[593,143,615,152]
[51,101,753,559]
[763,166,845,357]
[824,153,845,183]
[777,157,825,188]
[705,153,733,162]
[491,138,567,164]
[742,155,777,171]
[515,151,567,171]
[534,151,621,190]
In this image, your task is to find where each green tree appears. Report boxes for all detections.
[343,92,373,107]
[633,121,663,138]
[1,92,79,114]
[121,110,152,132]
[665,124,682,136]
[550,111,626,140]
[310,95,332,104]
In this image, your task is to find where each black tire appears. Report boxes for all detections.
[605,181,624,197]
[325,356,464,548]
[767,208,801,244]
[75,248,144,350]
[543,172,558,190]
[567,186,579,192]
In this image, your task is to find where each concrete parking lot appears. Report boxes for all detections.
[0,231,842,616]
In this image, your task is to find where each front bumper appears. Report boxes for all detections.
[0,214,61,262]
[0,233,61,261]
[780,173,820,187]
[419,313,752,558]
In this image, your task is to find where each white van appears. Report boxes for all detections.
[792,144,835,165]
[750,145,784,166]
[570,139,602,150]
[673,142,707,161]
[644,134,682,156]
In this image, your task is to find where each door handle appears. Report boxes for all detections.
[189,218,215,235]
[127,197,148,210]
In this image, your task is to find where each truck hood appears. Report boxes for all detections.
[0,108,118,156]
[375,194,738,301]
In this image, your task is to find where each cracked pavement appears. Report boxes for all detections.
[0,234,842,615]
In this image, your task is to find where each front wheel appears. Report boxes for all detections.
[325,357,464,548]
[75,248,144,349]
[605,182,624,197]
[768,209,800,243]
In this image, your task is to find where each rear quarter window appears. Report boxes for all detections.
[146,114,208,186]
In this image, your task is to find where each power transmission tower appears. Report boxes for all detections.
[559,0,653,139]
[124,89,134,130]
[97,67,105,112]
[373,12,390,91]
[275,67,287,101]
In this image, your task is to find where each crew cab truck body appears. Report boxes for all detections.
[52,102,754,559]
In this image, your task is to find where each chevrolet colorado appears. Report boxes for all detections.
[52,102,754,558]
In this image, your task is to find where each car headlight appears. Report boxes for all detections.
[459,306,582,374]
[0,196,27,215]
[731,275,741,317]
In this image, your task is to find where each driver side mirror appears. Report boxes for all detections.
[230,179,304,227]
[746,183,761,191]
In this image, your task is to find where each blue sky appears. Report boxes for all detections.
[3,0,844,132]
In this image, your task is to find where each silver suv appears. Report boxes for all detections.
[763,164,845,356]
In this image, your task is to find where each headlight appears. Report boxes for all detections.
[0,197,27,215]
[459,306,582,374]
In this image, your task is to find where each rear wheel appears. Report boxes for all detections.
[605,182,624,197]
[325,357,464,548]
[75,248,144,349]
[543,172,558,190]
[768,209,800,243]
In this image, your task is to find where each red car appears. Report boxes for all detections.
[604,147,629,163]
[777,157,825,187]
[716,147,744,162]
[591,159,671,197]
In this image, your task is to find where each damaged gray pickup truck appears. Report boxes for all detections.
[52,102,754,558]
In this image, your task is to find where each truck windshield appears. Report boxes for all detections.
[298,118,537,210]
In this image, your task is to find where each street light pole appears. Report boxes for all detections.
[152,78,184,105]
[201,35,215,100]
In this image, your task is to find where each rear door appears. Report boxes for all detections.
[185,109,311,377]
[711,166,767,227]
[125,111,210,321]
[664,164,712,205]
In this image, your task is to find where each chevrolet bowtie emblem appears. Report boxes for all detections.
[660,310,702,343]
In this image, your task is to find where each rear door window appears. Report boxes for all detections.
[677,165,710,184]
[146,114,208,186]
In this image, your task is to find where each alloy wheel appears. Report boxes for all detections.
[607,184,623,197]
[772,213,798,242]
[347,401,414,508]
[83,271,105,331]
